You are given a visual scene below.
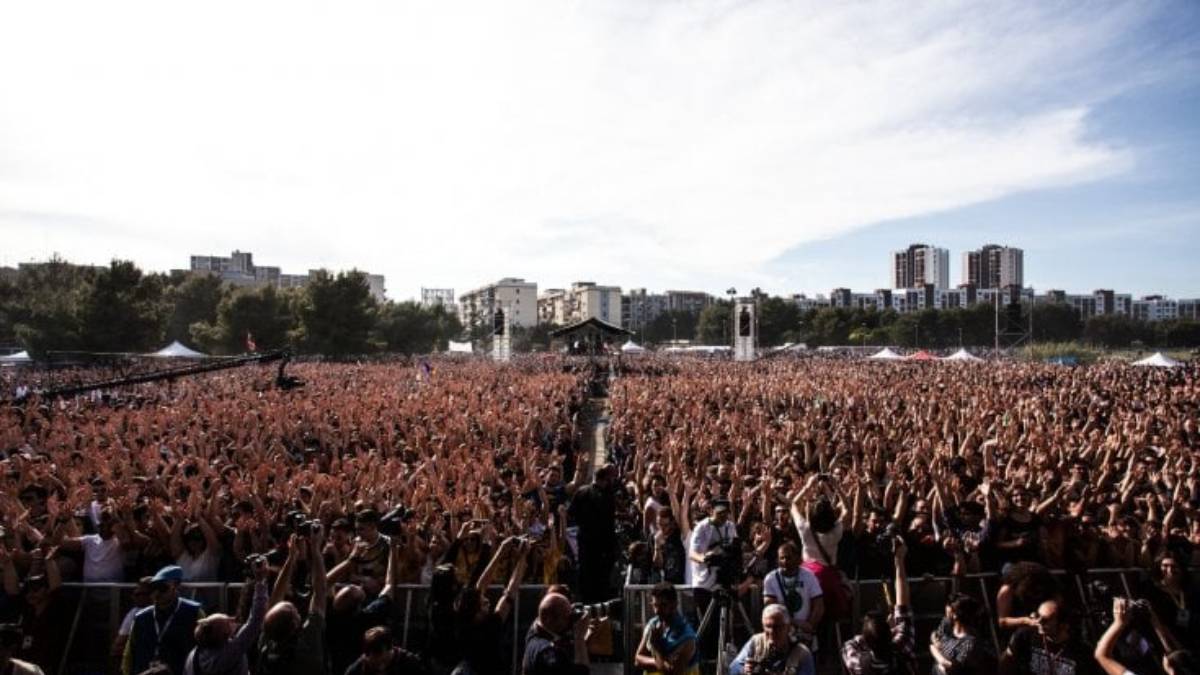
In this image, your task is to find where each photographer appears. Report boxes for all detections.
[183,557,268,675]
[729,604,814,675]
[841,538,914,675]
[761,543,823,647]
[452,537,530,675]
[0,624,44,675]
[634,582,698,675]
[687,500,738,610]
[521,591,594,675]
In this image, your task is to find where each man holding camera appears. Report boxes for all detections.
[729,604,815,675]
[183,557,269,675]
[521,591,595,675]
[762,543,824,648]
[688,499,739,609]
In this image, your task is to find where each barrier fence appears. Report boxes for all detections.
[49,568,1144,675]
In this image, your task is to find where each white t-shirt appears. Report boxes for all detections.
[687,517,738,590]
[81,534,125,582]
[762,567,823,624]
[178,549,220,581]
[795,517,842,566]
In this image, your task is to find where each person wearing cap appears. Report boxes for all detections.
[122,565,205,675]
[688,499,738,604]
[0,624,45,675]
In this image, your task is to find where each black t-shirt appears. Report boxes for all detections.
[1005,627,1099,675]
[655,533,687,584]
[328,594,394,675]
[568,484,615,553]
[459,612,506,675]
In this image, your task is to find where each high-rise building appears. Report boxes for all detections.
[458,278,538,331]
[891,244,949,289]
[183,250,386,301]
[538,282,623,327]
[962,245,1024,289]
[420,288,456,309]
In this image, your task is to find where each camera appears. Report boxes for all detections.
[244,553,268,570]
[875,523,901,555]
[705,540,745,587]
[570,599,622,624]
[1123,597,1151,622]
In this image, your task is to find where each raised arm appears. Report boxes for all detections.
[269,536,299,607]
[309,528,327,617]
[1094,598,1131,675]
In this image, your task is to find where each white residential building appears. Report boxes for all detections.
[458,278,538,331]
[962,245,1024,289]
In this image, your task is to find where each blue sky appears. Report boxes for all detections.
[0,1,1197,300]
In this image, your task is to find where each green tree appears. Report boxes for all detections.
[164,274,227,343]
[375,301,464,354]
[758,297,803,346]
[78,260,168,352]
[1083,315,1153,348]
[1031,304,1083,343]
[8,256,95,355]
[192,285,297,354]
[696,302,732,345]
[641,310,698,344]
[294,270,379,356]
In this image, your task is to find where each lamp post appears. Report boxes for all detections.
[672,316,678,344]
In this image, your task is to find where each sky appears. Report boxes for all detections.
[1,1,1198,301]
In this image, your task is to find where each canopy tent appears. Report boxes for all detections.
[149,341,206,358]
[0,350,31,363]
[620,340,647,353]
[907,350,936,361]
[1132,352,1182,368]
[447,340,473,354]
[868,347,904,360]
[1045,356,1079,366]
[943,348,983,362]
[549,317,633,356]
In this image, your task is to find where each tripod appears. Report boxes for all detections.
[695,585,755,672]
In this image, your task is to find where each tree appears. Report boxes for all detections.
[1083,315,1153,348]
[192,285,297,355]
[164,274,227,343]
[7,256,95,355]
[77,260,168,352]
[1031,304,1083,343]
[294,270,379,356]
[375,301,464,354]
[758,296,803,346]
[640,310,698,344]
[696,302,732,345]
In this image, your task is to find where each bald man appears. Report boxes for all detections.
[257,531,328,675]
[520,592,593,675]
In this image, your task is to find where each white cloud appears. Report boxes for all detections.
[0,1,1161,296]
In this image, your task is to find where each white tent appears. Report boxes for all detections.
[868,347,904,360]
[150,341,206,358]
[620,340,647,353]
[447,340,473,354]
[1132,352,1182,368]
[0,350,31,363]
[943,348,984,362]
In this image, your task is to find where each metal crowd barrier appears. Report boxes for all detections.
[53,568,1144,675]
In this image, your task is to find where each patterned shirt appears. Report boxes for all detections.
[841,606,914,675]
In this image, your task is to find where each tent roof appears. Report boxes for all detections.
[548,317,632,338]
[1132,352,1182,368]
[620,340,646,353]
[907,350,936,361]
[447,340,473,354]
[943,348,983,362]
[0,350,31,363]
[868,347,903,360]
[150,341,206,358]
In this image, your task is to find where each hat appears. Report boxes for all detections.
[712,499,731,513]
[151,565,184,585]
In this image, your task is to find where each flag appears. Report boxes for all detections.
[245,331,257,352]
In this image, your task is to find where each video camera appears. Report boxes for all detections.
[705,539,745,587]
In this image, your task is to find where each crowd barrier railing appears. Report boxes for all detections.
[51,568,1145,675]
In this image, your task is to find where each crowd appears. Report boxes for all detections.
[609,358,1200,674]
[0,354,1195,675]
